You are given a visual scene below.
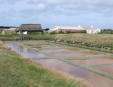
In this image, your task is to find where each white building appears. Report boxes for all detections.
[23,31,27,35]
[84,25,101,34]
[49,26,85,33]
[49,25,101,34]
[86,28,101,34]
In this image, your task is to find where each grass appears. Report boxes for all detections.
[0,31,54,41]
[0,41,92,87]
[54,34,113,47]
[30,34,54,40]
[54,34,113,52]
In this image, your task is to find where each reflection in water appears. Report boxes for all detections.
[81,52,98,55]
[71,58,113,65]
[5,42,46,58]
[68,48,80,51]
[96,66,113,75]
[5,41,113,87]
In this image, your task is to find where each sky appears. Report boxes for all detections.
[0,0,113,29]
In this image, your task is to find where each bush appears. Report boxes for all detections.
[100,29,113,34]
[58,30,71,34]
[63,31,71,34]
[58,30,64,34]
[49,31,56,34]
[28,32,42,35]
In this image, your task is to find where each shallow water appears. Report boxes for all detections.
[95,65,113,75]
[70,58,113,65]
[80,51,98,55]
[36,59,113,87]
[5,42,47,58]
[4,41,113,87]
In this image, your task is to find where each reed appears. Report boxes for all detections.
[54,34,113,51]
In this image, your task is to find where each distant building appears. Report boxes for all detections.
[0,26,17,32]
[16,24,43,34]
[49,25,101,34]
[0,26,10,31]
[84,27,101,34]
[49,26,85,33]
[8,27,17,31]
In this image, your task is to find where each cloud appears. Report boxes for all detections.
[0,0,113,28]
[0,0,113,15]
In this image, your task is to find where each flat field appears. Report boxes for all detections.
[54,34,113,51]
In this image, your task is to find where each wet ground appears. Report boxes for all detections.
[4,40,113,87]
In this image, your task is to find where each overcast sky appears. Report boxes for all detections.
[0,0,113,29]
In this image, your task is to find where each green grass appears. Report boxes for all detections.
[30,34,54,40]
[53,34,113,52]
[0,42,92,87]
[0,31,19,41]
[0,31,54,41]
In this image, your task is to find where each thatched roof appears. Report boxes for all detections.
[17,24,42,32]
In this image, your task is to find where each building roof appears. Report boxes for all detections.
[17,24,42,32]
[49,26,85,32]
[55,26,85,30]
[49,26,101,33]
[83,27,101,30]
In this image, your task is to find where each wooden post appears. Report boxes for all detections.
[41,31,44,35]
[20,31,23,40]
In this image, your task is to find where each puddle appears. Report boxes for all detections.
[5,42,47,59]
[81,51,98,55]
[36,59,113,87]
[103,57,113,60]
[71,58,113,65]
[68,48,80,51]
[96,66,113,75]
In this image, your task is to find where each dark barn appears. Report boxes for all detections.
[16,24,43,40]
[17,24,43,33]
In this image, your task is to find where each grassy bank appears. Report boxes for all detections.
[54,34,113,52]
[0,41,92,87]
[0,33,54,41]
